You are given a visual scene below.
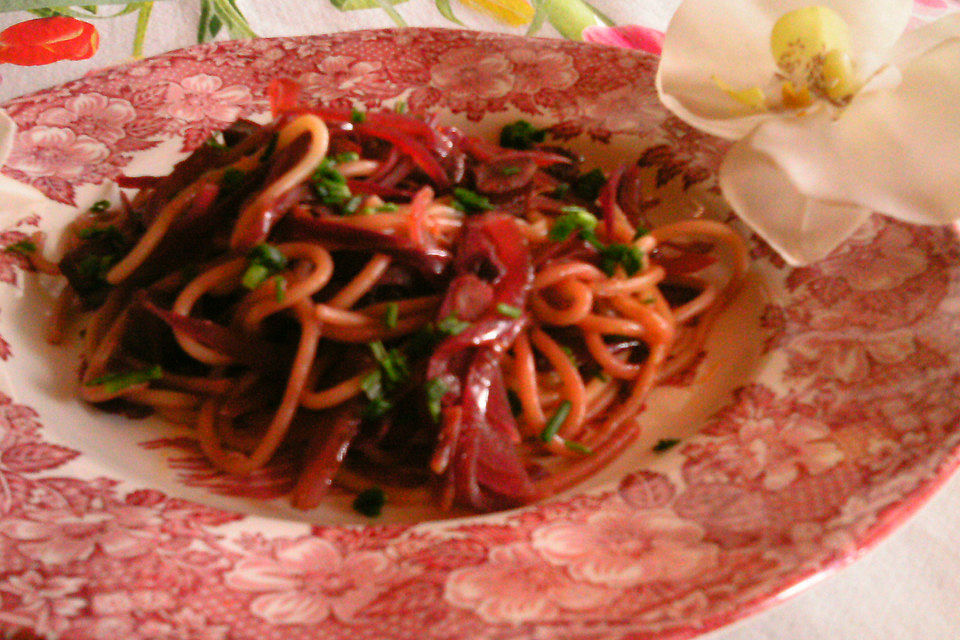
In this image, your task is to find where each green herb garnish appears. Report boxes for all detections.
[501,165,520,176]
[311,157,352,207]
[425,377,448,422]
[376,202,399,212]
[272,275,287,302]
[369,341,409,385]
[242,243,287,290]
[452,187,493,213]
[87,364,162,393]
[334,151,360,163]
[394,100,407,114]
[76,254,116,284]
[90,199,110,212]
[500,119,546,150]
[653,438,681,452]
[572,168,606,202]
[4,240,36,255]
[437,314,470,336]
[600,243,645,277]
[352,487,386,517]
[496,303,523,319]
[540,400,572,442]
[351,107,366,123]
[549,206,599,244]
[205,133,226,149]
[564,440,593,455]
[384,302,399,329]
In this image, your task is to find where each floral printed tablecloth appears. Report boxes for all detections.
[1,1,959,639]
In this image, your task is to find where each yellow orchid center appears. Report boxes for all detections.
[771,5,860,103]
[716,5,860,112]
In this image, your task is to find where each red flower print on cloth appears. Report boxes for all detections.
[532,506,719,588]
[0,17,98,66]
[36,93,136,145]
[582,25,665,55]
[162,74,252,123]
[5,126,109,178]
[429,47,513,100]
[225,537,404,625]
[505,48,577,93]
[444,543,613,623]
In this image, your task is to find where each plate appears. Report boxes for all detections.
[2,28,960,640]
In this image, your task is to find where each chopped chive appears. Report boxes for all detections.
[425,377,448,422]
[334,151,360,163]
[452,187,493,213]
[368,340,409,385]
[4,240,36,255]
[360,369,383,400]
[549,207,599,243]
[600,243,645,277]
[384,302,399,329]
[242,243,287,289]
[352,487,386,517]
[87,364,162,393]
[342,194,364,215]
[501,165,520,176]
[540,400,572,442]
[272,275,287,302]
[351,107,366,123]
[437,314,470,336]
[496,303,523,319]
[375,202,399,212]
[205,133,226,148]
[564,440,593,455]
[241,264,270,289]
[653,438,681,452]
[90,199,110,212]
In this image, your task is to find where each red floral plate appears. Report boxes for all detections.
[1,29,960,640]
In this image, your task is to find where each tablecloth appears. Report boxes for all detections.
[1,1,959,639]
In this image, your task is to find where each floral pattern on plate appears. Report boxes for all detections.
[0,29,959,640]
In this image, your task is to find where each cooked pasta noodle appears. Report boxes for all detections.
[51,95,748,513]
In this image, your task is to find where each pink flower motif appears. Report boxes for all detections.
[583,24,665,56]
[506,48,577,93]
[162,73,251,122]
[0,503,162,565]
[0,570,85,637]
[532,507,718,588]
[36,92,135,144]
[6,125,109,177]
[691,386,844,490]
[581,85,663,134]
[430,47,512,100]
[304,55,384,102]
[444,543,612,624]
[225,537,399,625]
[816,221,928,291]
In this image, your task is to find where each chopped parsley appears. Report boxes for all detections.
[572,168,606,202]
[4,239,36,255]
[90,199,111,212]
[384,302,399,329]
[352,487,386,517]
[242,243,288,290]
[87,364,162,393]
[540,400,572,442]
[500,119,546,150]
[496,303,523,319]
[653,438,681,453]
[452,187,492,213]
[425,377,448,422]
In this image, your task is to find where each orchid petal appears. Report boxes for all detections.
[746,33,960,225]
[657,0,911,140]
[719,136,871,265]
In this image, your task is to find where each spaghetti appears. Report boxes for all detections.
[51,92,748,513]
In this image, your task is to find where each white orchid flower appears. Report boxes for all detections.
[656,0,960,265]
